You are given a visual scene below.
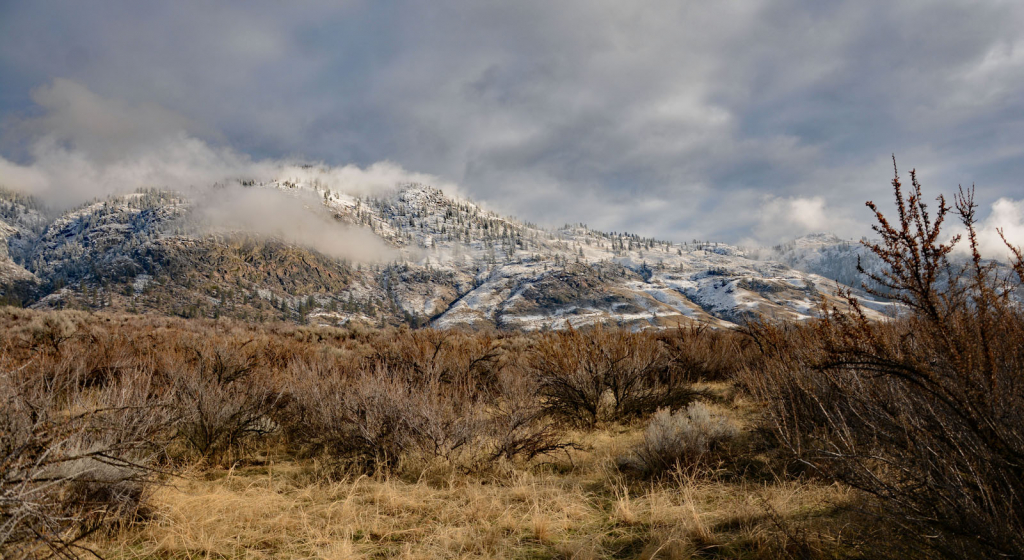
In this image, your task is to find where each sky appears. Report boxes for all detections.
[1,0,1023,252]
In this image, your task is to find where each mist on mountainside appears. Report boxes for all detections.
[0,80,457,262]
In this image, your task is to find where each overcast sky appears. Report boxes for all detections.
[1,0,1023,248]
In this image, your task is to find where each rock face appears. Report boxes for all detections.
[0,181,894,328]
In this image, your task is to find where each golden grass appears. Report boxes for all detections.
[97,425,859,560]
[0,309,870,558]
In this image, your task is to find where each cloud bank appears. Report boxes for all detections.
[1,1,1023,253]
[748,195,858,246]
[0,79,453,261]
[196,186,398,263]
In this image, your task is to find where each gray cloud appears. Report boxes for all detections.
[25,79,213,162]
[0,80,451,262]
[1,0,1023,248]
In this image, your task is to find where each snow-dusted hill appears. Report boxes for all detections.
[0,190,46,302]
[745,232,886,291]
[0,180,896,329]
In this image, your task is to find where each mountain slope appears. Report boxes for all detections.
[0,180,894,329]
[746,233,886,290]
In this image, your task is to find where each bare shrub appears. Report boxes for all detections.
[279,354,359,461]
[0,362,164,559]
[335,367,420,470]
[529,327,604,427]
[360,328,503,387]
[487,368,570,462]
[26,311,82,354]
[283,334,570,473]
[351,329,568,470]
[657,324,758,382]
[629,402,738,477]
[406,374,489,467]
[167,336,280,465]
[285,360,488,472]
[530,326,689,427]
[743,161,1024,558]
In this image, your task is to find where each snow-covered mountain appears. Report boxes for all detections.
[0,190,47,304]
[745,232,886,291]
[747,231,1024,307]
[0,180,895,329]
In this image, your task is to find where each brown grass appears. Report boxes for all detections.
[96,425,860,560]
[0,309,872,558]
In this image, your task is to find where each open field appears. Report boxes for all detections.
[95,396,865,560]
[0,309,878,560]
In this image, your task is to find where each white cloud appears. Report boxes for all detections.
[964,198,1024,260]
[748,195,860,245]
[0,80,452,262]
[197,186,398,263]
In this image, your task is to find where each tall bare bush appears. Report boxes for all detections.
[744,160,1024,558]
[657,324,757,382]
[284,335,567,473]
[487,365,569,462]
[168,336,280,465]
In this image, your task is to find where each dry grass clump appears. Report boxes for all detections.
[628,402,739,478]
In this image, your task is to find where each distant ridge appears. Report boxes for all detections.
[0,180,894,328]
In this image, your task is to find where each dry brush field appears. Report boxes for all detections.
[3,170,1024,559]
[0,309,876,559]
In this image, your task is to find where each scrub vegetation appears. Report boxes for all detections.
[2,165,1022,559]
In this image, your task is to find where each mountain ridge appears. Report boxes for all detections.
[0,179,894,328]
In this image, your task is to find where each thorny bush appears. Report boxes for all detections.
[743,159,1024,559]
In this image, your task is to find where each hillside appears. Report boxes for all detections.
[0,179,894,328]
